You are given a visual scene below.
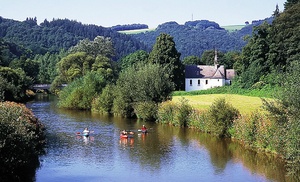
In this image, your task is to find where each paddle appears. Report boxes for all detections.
[76,131,94,135]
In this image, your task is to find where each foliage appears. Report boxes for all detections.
[0,67,33,102]
[112,62,174,118]
[157,98,193,127]
[0,101,45,181]
[69,36,114,58]
[132,20,249,59]
[0,17,148,60]
[36,50,67,84]
[262,60,300,180]
[110,23,148,31]
[157,101,177,124]
[182,55,203,65]
[119,50,149,70]
[56,52,94,83]
[133,101,158,121]
[92,84,115,114]
[148,33,184,90]
[207,97,240,137]
[58,72,106,110]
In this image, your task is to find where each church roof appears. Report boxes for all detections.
[185,65,226,79]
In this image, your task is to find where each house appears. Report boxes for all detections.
[185,50,235,91]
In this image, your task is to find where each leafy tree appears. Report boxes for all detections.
[235,22,271,88]
[284,0,300,10]
[223,51,241,69]
[182,55,203,65]
[58,71,107,110]
[201,49,225,65]
[113,62,174,118]
[69,36,114,58]
[56,52,94,83]
[0,67,32,102]
[148,33,184,90]
[119,50,149,70]
[263,60,300,180]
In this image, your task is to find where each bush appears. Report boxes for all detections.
[133,101,158,121]
[187,109,210,132]
[92,84,115,114]
[58,72,106,110]
[0,101,45,181]
[173,98,193,127]
[157,101,176,124]
[207,97,239,137]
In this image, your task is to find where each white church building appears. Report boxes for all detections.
[185,51,235,92]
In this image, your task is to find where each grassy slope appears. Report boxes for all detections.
[172,94,269,115]
[221,25,246,32]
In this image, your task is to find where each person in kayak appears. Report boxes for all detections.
[142,125,147,131]
[83,128,90,136]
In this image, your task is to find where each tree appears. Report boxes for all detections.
[148,33,184,90]
[182,55,203,65]
[119,50,149,70]
[284,0,300,10]
[201,50,225,65]
[112,62,174,118]
[0,67,32,102]
[56,52,94,83]
[69,36,114,58]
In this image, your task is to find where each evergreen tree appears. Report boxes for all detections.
[148,33,184,90]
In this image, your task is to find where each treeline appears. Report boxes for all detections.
[110,23,148,31]
[131,19,272,59]
[0,17,148,60]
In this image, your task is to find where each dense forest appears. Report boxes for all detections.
[131,18,273,59]
[0,17,148,61]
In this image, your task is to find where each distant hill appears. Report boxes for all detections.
[130,18,273,59]
[0,17,148,60]
[0,16,273,61]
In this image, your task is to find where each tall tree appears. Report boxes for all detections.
[182,55,203,65]
[148,33,184,90]
[69,36,114,58]
[284,0,300,10]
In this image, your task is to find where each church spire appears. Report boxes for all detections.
[214,48,219,67]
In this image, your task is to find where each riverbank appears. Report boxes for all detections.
[158,94,298,180]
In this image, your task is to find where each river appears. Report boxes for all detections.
[26,94,288,182]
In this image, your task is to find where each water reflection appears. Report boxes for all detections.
[28,94,289,182]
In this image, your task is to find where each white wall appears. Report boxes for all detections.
[185,78,225,91]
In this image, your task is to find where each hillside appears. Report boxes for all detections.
[0,17,148,60]
[131,18,273,59]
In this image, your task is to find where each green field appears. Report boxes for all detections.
[118,28,156,34]
[221,25,246,32]
[172,94,269,115]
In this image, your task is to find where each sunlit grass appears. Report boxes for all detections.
[172,94,270,115]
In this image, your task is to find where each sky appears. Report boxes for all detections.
[1,0,286,28]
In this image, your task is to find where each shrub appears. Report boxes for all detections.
[188,109,210,132]
[133,101,158,121]
[92,84,115,114]
[157,101,176,124]
[207,97,240,137]
[0,101,45,180]
[173,98,193,127]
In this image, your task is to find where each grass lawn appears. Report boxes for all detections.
[172,94,269,115]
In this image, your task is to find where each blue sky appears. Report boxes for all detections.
[1,0,286,28]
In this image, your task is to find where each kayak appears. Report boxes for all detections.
[82,133,89,137]
[138,129,147,133]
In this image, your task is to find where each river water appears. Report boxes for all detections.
[27,94,288,182]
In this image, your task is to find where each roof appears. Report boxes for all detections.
[225,69,236,80]
[185,65,226,79]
